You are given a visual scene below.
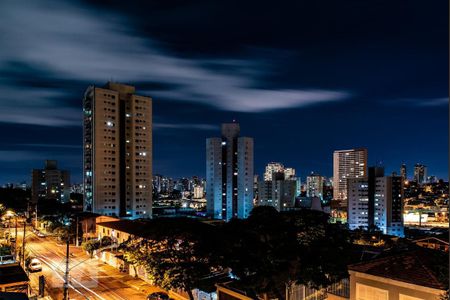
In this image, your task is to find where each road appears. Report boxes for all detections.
[17,226,163,300]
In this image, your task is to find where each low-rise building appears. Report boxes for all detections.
[348,249,447,300]
[0,264,29,294]
[414,236,449,252]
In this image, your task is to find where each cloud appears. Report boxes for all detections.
[0,0,350,124]
[413,97,448,107]
[18,143,82,149]
[154,123,219,131]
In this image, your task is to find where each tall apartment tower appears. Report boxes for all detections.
[83,82,152,219]
[264,162,285,181]
[206,123,254,221]
[374,176,404,236]
[347,166,384,230]
[31,160,70,204]
[333,148,368,206]
[413,163,427,184]
[400,164,407,180]
[306,173,324,199]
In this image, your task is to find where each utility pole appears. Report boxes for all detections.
[63,234,70,300]
[35,203,38,229]
[21,221,26,267]
[14,217,17,257]
[75,216,79,247]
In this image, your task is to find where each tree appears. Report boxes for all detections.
[221,206,352,299]
[82,239,100,258]
[138,218,221,300]
[119,237,148,277]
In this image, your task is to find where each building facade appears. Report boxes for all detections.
[306,173,324,199]
[83,82,152,219]
[347,178,369,230]
[374,176,404,236]
[400,163,407,180]
[414,163,427,184]
[31,160,70,203]
[206,123,254,220]
[333,148,368,206]
[264,162,285,181]
[347,166,404,236]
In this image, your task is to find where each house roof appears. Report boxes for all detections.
[349,248,448,290]
[97,220,150,237]
[414,235,449,245]
[0,264,29,285]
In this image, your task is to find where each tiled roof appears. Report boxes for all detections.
[97,220,150,237]
[349,248,448,290]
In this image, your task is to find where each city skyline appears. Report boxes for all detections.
[0,0,448,184]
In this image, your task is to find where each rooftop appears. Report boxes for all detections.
[0,264,29,285]
[349,248,448,290]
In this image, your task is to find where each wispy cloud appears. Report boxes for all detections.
[413,97,448,107]
[391,97,448,107]
[0,0,350,126]
[154,123,219,131]
[18,143,82,149]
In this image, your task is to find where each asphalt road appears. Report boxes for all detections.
[17,227,163,300]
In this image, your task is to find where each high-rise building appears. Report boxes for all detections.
[83,82,152,218]
[264,162,284,181]
[400,164,407,180]
[206,123,254,220]
[257,171,297,211]
[333,148,368,206]
[347,178,369,230]
[306,173,324,199]
[32,160,70,203]
[413,163,427,184]
[193,186,204,199]
[347,167,404,237]
[347,166,383,230]
[374,176,404,236]
[284,167,296,179]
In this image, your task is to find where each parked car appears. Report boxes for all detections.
[9,237,15,243]
[147,292,169,300]
[28,258,42,272]
[37,231,45,238]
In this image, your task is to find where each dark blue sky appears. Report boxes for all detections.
[0,0,448,184]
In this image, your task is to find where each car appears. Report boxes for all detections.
[37,231,45,238]
[146,292,169,300]
[28,258,42,272]
[9,237,15,243]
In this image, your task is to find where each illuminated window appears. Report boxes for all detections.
[356,283,388,300]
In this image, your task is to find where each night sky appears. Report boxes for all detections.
[0,0,448,184]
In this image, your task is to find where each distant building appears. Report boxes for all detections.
[284,167,296,179]
[333,148,368,206]
[306,173,324,199]
[70,183,84,194]
[83,82,152,219]
[264,162,284,181]
[193,186,204,199]
[414,163,427,184]
[258,167,299,211]
[31,160,70,204]
[400,163,407,180]
[153,174,162,193]
[206,123,254,220]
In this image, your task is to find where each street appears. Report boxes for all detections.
[18,227,164,300]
